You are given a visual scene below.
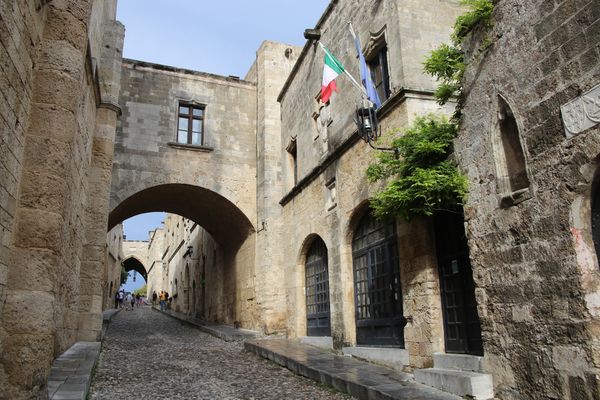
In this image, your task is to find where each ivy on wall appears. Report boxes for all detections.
[366,0,494,220]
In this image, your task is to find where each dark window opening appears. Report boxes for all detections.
[368,46,390,104]
[498,96,529,192]
[305,237,331,336]
[178,103,204,145]
[352,211,405,347]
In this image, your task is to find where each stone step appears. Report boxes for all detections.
[299,336,333,349]
[246,339,462,400]
[414,368,494,400]
[433,352,484,372]
[342,346,409,372]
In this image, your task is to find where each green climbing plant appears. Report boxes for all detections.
[366,1,494,220]
[367,115,468,220]
[423,0,494,105]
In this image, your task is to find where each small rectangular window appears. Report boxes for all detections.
[368,46,390,103]
[177,103,205,145]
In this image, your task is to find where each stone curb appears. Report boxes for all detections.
[47,308,121,400]
[101,307,122,341]
[244,339,461,400]
[47,342,101,400]
[151,306,260,342]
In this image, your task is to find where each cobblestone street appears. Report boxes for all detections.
[89,307,351,399]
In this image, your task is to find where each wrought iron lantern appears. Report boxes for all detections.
[355,105,380,143]
[354,100,398,155]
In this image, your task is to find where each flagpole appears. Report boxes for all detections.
[318,41,367,98]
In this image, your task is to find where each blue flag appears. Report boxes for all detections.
[353,33,381,108]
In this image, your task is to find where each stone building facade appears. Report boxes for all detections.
[0,0,124,398]
[453,0,600,398]
[2,0,600,399]
[103,224,123,310]
[144,215,223,320]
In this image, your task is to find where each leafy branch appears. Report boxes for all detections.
[423,0,494,105]
[367,115,468,220]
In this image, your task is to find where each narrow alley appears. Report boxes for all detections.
[89,306,351,399]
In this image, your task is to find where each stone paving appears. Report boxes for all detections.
[89,306,352,399]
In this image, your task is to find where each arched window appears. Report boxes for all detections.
[305,237,331,336]
[352,212,405,347]
[493,95,530,205]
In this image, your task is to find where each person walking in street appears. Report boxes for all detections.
[152,291,157,306]
[114,291,119,309]
[125,292,133,311]
[159,290,167,311]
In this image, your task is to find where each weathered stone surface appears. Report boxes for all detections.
[455,0,600,398]
[89,307,351,400]
[0,1,122,397]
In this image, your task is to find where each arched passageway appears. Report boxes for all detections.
[107,184,257,328]
[122,257,148,283]
[109,184,255,252]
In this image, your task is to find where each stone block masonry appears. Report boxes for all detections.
[0,1,124,398]
[456,0,600,398]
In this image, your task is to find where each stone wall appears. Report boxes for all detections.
[0,2,49,395]
[111,60,258,232]
[455,0,600,398]
[276,0,461,370]
[104,224,123,310]
[250,41,302,333]
[0,0,123,397]
[145,214,228,322]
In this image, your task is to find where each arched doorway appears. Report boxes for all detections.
[305,237,331,336]
[434,211,483,355]
[352,212,405,347]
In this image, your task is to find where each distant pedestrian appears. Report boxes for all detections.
[114,291,119,309]
[130,293,135,309]
[125,292,133,311]
[136,293,141,306]
[159,290,167,311]
[118,291,124,308]
[152,291,157,305]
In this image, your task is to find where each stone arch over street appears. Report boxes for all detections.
[108,183,255,251]
[121,256,148,283]
[108,183,257,328]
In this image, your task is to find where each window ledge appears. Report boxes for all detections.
[499,187,532,208]
[167,142,214,152]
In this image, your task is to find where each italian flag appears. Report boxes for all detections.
[321,46,345,103]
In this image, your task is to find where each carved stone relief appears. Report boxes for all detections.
[561,83,600,138]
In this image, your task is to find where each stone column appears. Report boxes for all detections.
[1,1,94,398]
[78,15,124,341]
